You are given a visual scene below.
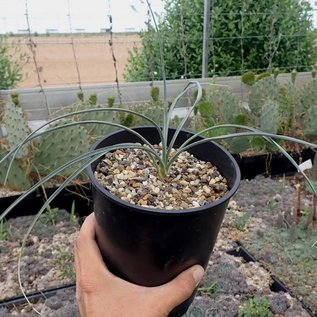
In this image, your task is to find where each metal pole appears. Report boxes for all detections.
[202,0,211,78]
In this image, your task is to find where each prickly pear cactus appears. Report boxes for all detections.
[32,120,91,177]
[132,87,165,126]
[1,102,31,159]
[209,89,240,124]
[228,137,251,154]
[278,83,298,111]
[290,69,297,84]
[299,79,317,112]
[278,83,300,134]
[76,104,119,138]
[303,105,317,137]
[249,77,279,116]
[0,150,32,190]
[64,93,119,138]
[260,100,280,134]
[150,86,160,101]
[256,72,271,82]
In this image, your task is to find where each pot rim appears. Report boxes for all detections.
[87,127,241,215]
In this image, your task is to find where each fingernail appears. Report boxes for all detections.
[191,265,204,286]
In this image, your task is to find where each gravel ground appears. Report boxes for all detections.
[0,176,316,316]
[231,175,317,315]
[0,210,79,301]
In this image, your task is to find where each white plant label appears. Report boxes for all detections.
[298,159,313,172]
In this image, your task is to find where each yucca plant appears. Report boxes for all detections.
[0,1,317,316]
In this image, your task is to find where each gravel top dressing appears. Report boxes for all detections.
[95,146,228,210]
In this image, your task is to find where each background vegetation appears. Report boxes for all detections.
[0,36,26,89]
[124,0,317,81]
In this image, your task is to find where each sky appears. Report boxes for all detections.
[0,0,165,34]
[0,0,316,34]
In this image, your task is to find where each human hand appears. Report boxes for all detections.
[74,213,204,317]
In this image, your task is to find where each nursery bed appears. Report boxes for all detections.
[0,230,314,317]
[230,175,317,315]
[0,174,316,316]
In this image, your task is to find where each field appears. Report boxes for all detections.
[13,33,141,88]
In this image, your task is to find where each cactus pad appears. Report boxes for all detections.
[209,89,240,124]
[303,106,317,136]
[32,120,91,177]
[249,77,278,116]
[0,150,32,190]
[260,100,280,134]
[299,79,317,112]
[228,137,251,154]
[2,102,31,159]
[75,104,119,138]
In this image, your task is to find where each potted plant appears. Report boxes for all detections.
[1,3,317,317]
[86,125,240,316]
[0,79,242,316]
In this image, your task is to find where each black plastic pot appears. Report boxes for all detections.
[0,183,92,220]
[87,127,240,317]
[233,148,316,179]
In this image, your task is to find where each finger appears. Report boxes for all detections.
[155,265,204,311]
[74,233,85,316]
[79,212,97,239]
[75,213,104,265]
[74,212,111,292]
[74,213,95,286]
[75,212,113,316]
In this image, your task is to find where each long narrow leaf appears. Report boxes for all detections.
[14,141,161,306]
[167,81,202,154]
[0,143,158,221]
[0,106,163,167]
[167,124,317,198]
[2,109,163,186]
[175,124,317,156]
[167,130,317,170]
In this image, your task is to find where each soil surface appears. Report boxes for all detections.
[95,147,228,209]
[0,210,79,301]
[232,175,317,315]
[0,175,316,316]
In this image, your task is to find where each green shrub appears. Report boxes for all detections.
[124,0,316,81]
[0,36,26,89]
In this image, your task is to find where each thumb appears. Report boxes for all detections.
[155,265,204,311]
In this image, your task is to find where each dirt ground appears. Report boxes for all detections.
[12,33,141,88]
